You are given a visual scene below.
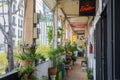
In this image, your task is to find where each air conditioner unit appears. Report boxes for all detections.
[34,13,41,24]
[33,28,40,39]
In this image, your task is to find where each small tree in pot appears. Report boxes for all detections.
[48,46,64,79]
[48,49,58,76]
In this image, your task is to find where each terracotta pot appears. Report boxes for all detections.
[48,67,57,75]
[20,60,33,67]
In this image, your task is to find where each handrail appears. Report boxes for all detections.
[0,71,20,80]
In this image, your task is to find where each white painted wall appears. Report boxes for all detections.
[87,0,102,80]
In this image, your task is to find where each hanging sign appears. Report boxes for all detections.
[79,0,96,16]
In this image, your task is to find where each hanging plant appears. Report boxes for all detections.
[47,26,53,44]
[57,27,63,38]
[47,26,63,44]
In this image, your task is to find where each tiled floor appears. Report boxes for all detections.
[65,57,87,80]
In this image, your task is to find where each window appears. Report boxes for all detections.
[18,19,20,26]
[21,31,23,37]
[12,16,16,25]
[13,5,16,12]
[0,44,5,52]
[21,10,23,16]
[21,20,23,27]
[12,40,15,46]
[18,30,22,37]
[13,28,16,37]
[19,10,20,16]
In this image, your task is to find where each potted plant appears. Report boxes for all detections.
[18,65,37,80]
[71,54,77,65]
[72,43,78,57]
[16,48,42,67]
[48,49,58,76]
[48,46,64,79]
[16,53,33,67]
[87,68,93,80]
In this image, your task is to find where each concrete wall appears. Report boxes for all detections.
[35,60,51,80]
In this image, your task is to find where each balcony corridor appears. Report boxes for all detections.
[65,57,87,80]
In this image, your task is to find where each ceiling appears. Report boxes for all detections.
[58,0,90,35]
[44,0,93,35]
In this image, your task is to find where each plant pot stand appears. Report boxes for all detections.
[50,75,56,80]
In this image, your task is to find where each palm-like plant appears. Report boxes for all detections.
[18,65,37,80]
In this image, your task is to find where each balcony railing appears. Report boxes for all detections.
[0,55,66,80]
[0,60,51,80]
[0,71,20,80]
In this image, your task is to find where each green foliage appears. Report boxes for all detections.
[57,27,63,38]
[15,48,42,61]
[0,72,2,76]
[36,39,40,47]
[0,53,8,74]
[56,71,62,80]
[47,26,63,44]
[16,53,30,60]
[66,42,74,53]
[71,56,77,62]
[57,45,64,54]
[17,65,36,80]
[87,68,93,79]
[66,42,77,54]
[47,26,53,44]
[42,76,48,80]
[15,49,39,80]
[36,44,51,58]
[72,43,77,51]
[48,46,64,67]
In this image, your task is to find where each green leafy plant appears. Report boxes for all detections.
[16,54,30,60]
[18,65,37,80]
[72,43,77,51]
[0,53,8,74]
[48,46,64,67]
[35,54,43,60]
[42,76,48,80]
[66,42,74,53]
[87,68,93,79]
[47,26,53,44]
[57,27,63,38]
[36,44,51,58]
[47,26,63,44]
[16,48,42,61]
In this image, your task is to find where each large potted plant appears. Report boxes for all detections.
[16,53,33,67]
[16,48,40,80]
[48,46,64,79]
[48,49,58,76]
[18,65,37,80]
[16,48,42,67]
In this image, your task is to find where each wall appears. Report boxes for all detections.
[87,0,102,80]
[35,60,51,80]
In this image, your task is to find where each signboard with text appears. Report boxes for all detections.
[79,0,96,16]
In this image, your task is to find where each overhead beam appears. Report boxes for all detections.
[58,0,79,2]
[24,0,35,46]
[60,8,73,31]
